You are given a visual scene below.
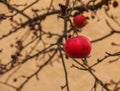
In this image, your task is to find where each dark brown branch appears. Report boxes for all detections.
[0,81,17,90]
[0,0,31,20]
[90,52,120,68]
[0,0,119,91]
[0,43,56,75]
[91,30,120,43]
[58,45,70,91]
[17,49,57,91]
[72,59,111,91]
[0,0,111,40]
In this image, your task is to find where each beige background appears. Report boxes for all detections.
[0,0,120,91]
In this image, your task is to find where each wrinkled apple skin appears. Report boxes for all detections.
[64,36,91,58]
[73,14,88,28]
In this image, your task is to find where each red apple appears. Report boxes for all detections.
[64,36,91,58]
[73,14,88,28]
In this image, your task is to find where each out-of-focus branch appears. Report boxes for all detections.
[17,49,57,91]
[72,59,111,91]
[58,44,70,91]
[91,30,120,43]
[91,20,120,43]
[0,0,119,91]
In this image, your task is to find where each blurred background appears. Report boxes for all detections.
[0,0,120,91]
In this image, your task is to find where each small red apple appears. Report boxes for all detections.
[64,36,91,58]
[73,14,88,28]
